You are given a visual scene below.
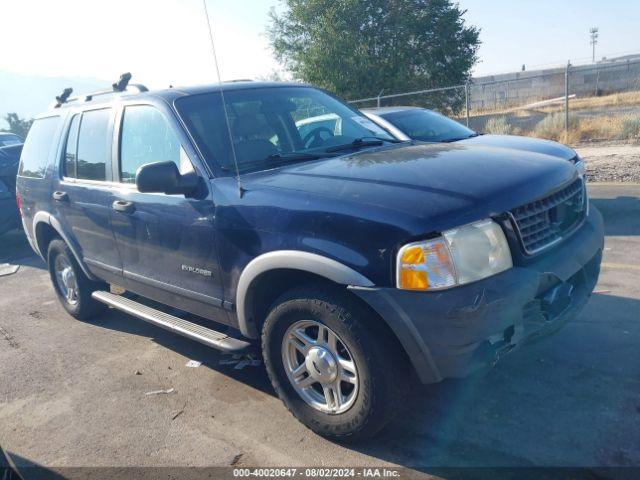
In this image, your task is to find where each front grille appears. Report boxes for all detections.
[510,178,586,254]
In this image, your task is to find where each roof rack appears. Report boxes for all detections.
[55,88,73,107]
[53,72,149,108]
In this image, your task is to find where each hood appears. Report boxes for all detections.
[245,142,578,234]
[458,134,577,161]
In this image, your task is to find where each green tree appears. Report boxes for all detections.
[268,0,480,112]
[256,69,288,82]
[2,113,33,139]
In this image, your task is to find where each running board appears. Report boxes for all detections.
[91,291,251,352]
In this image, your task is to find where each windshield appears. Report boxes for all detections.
[175,86,395,174]
[0,134,23,147]
[380,109,476,142]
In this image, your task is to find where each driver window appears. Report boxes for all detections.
[119,105,187,183]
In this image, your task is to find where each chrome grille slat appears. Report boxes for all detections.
[517,213,548,228]
[510,178,586,255]
[520,221,552,236]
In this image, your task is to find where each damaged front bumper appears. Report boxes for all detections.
[351,204,604,384]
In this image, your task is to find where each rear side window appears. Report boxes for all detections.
[64,114,80,178]
[18,116,61,178]
[119,105,180,183]
[64,109,112,181]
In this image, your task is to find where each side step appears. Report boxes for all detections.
[91,291,251,352]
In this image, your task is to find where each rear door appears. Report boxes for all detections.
[52,108,122,277]
[108,103,227,323]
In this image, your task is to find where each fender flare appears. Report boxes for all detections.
[235,250,374,338]
[32,211,96,280]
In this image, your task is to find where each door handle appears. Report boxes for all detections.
[112,200,135,214]
[52,191,68,202]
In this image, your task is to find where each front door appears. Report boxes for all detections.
[108,104,227,323]
[53,108,122,276]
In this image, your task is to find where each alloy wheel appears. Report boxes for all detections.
[54,255,78,305]
[282,320,358,414]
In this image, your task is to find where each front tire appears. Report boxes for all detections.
[262,285,408,440]
[47,239,105,320]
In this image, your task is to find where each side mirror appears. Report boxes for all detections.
[135,161,199,197]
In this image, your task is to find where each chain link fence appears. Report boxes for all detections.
[349,58,640,143]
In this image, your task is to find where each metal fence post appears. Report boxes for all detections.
[465,82,470,127]
[377,89,384,108]
[564,61,570,133]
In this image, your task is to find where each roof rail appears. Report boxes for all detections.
[222,79,254,83]
[53,72,149,108]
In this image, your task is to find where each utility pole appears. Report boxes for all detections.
[590,27,599,63]
[565,61,571,132]
[465,82,470,127]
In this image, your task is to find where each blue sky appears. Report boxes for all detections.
[461,0,640,75]
[0,0,639,86]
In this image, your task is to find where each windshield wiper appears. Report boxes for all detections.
[442,132,481,143]
[373,136,404,143]
[325,136,400,153]
[220,152,331,173]
[265,152,333,163]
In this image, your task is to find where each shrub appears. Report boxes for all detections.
[534,112,579,141]
[483,116,512,135]
[620,117,640,140]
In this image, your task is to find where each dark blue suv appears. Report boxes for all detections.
[17,78,603,439]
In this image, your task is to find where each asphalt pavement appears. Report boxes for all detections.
[0,183,638,477]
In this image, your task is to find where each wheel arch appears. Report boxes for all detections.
[236,250,374,339]
[32,211,96,280]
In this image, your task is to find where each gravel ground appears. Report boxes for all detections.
[574,142,640,183]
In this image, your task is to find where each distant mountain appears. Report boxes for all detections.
[0,71,107,127]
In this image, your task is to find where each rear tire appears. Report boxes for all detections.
[262,285,408,440]
[47,239,106,320]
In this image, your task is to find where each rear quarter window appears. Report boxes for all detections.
[18,116,61,178]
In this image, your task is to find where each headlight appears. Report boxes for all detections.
[397,219,512,291]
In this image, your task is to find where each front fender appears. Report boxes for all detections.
[236,250,374,338]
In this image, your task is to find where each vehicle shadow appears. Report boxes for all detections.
[83,306,275,397]
[1,447,64,480]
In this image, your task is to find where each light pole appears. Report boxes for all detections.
[590,27,599,63]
